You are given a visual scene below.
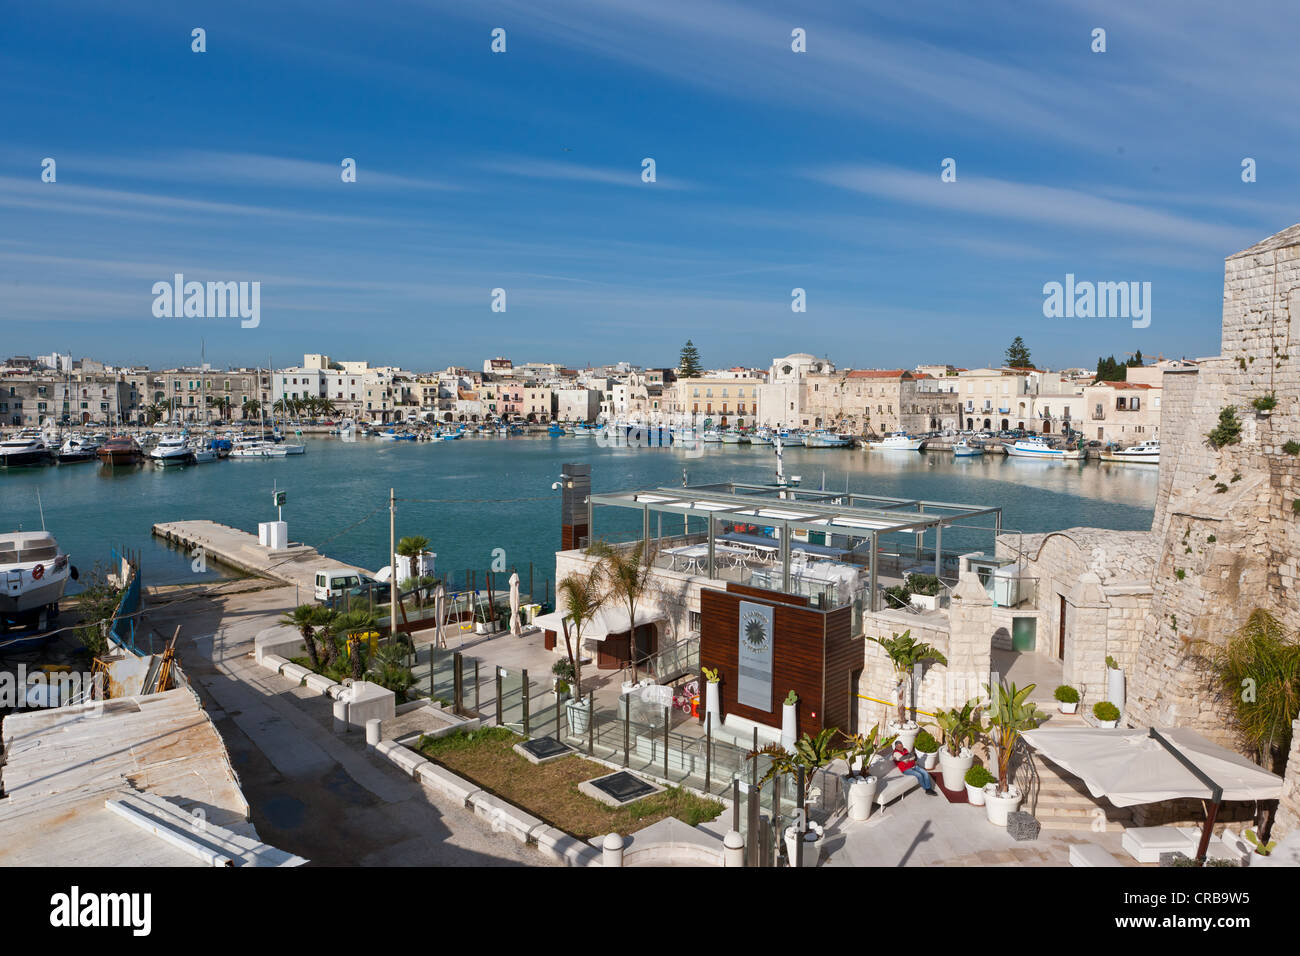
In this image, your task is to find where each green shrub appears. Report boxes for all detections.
[1283,441,1300,456]
[1207,535,1216,543]
[1175,568,1186,580]
[1251,393,1277,412]
[907,573,942,597]
[965,765,995,788]
[1215,483,1228,494]
[1105,655,1119,670]
[883,584,911,609]
[1206,407,1242,448]
[783,689,799,706]
[914,729,939,753]
[1093,701,1121,722]
[1294,499,1300,515]
[551,658,575,681]
[1054,685,1080,704]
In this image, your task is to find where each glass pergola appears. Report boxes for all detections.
[586,481,1003,613]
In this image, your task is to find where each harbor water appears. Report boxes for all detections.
[1,435,1158,593]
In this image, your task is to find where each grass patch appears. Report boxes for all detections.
[416,727,724,840]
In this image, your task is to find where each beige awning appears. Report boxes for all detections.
[532,607,664,642]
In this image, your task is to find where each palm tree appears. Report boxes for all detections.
[588,539,655,681]
[557,568,607,698]
[1193,609,1300,775]
[867,630,948,728]
[279,603,325,669]
[314,607,340,668]
[752,727,846,803]
[335,609,380,681]
[984,680,1044,795]
[242,398,261,420]
[368,642,416,702]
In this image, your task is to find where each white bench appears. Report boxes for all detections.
[866,757,921,811]
[1121,826,1199,864]
[1070,843,1122,867]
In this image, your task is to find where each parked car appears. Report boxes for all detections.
[347,579,392,606]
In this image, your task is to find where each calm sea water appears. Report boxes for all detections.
[0,436,1157,593]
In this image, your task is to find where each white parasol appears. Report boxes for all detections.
[508,572,521,636]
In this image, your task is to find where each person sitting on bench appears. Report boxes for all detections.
[893,740,937,795]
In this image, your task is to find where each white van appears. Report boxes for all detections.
[314,569,367,602]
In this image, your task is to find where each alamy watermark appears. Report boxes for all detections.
[1042,274,1150,328]
[152,274,260,328]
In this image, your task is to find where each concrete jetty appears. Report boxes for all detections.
[152,519,372,594]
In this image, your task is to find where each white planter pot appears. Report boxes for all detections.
[938,748,974,793]
[917,748,940,771]
[784,826,823,867]
[908,592,939,612]
[985,786,1023,826]
[474,622,488,635]
[566,698,591,735]
[1059,701,1078,714]
[705,681,722,726]
[1097,719,1118,729]
[1106,667,1125,715]
[965,782,988,806]
[889,721,920,752]
[781,702,798,751]
[846,776,878,821]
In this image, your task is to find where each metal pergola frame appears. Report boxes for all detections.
[587,482,1002,611]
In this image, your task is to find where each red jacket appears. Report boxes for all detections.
[893,747,916,772]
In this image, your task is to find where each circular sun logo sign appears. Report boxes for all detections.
[742,611,769,652]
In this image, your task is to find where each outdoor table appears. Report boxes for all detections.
[662,543,750,574]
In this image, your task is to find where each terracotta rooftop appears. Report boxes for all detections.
[846,369,912,379]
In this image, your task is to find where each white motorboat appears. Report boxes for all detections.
[229,439,271,458]
[0,531,74,621]
[867,432,925,451]
[0,434,54,467]
[279,442,306,455]
[57,435,101,463]
[802,429,852,448]
[702,428,723,443]
[1101,439,1160,464]
[720,429,750,444]
[777,430,804,446]
[1004,437,1085,460]
[189,440,218,464]
[952,439,983,457]
[150,435,192,464]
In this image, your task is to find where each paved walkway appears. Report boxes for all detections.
[145,582,553,866]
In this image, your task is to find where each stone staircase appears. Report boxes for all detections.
[1027,752,1134,832]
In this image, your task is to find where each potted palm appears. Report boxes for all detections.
[557,568,606,736]
[1055,684,1080,714]
[983,680,1044,826]
[702,665,722,726]
[753,728,842,867]
[964,764,995,806]
[934,699,983,793]
[1093,700,1120,728]
[840,724,894,820]
[868,630,948,751]
[913,729,940,770]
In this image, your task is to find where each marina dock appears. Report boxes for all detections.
[152,519,372,594]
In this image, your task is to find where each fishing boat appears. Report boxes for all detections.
[1004,436,1085,460]
[190,440,219,464]
[150,435,192,465]
[866,432,925,451]
[98,436,144,465]
[1100,439,1159,464]
[721,429,750,444]
[777,429,804,447]
[702,428,723,443]
[0,433,54,467]
[750,430,773,445]
[548,423,566,436]
[802,429,852,448]
[0,530,76,635]
[56,435,101,464]
[952,439,984,457]
[279,441,307,454]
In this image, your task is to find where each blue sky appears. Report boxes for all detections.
[3,0,1299,372]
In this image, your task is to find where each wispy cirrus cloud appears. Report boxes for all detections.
[479,156,695,190]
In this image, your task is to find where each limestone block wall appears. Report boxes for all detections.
[1131,230,1300,737]
[854,611,953,733]
[1276,719,1300,839]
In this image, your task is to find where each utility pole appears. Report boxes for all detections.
[390,487,398,643]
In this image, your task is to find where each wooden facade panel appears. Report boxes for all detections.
[700,587,829,736]
[822,605,862,735]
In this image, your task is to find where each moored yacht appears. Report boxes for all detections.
[57,435,101,463]
[98,436,144,465]
[1004,436,1085,460]
[0,433,54,467]
[0,530,75,628]
[866,431,925,451]
[802,429,852,448]
[150,435,192,464]
[1101,439,1160,464]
